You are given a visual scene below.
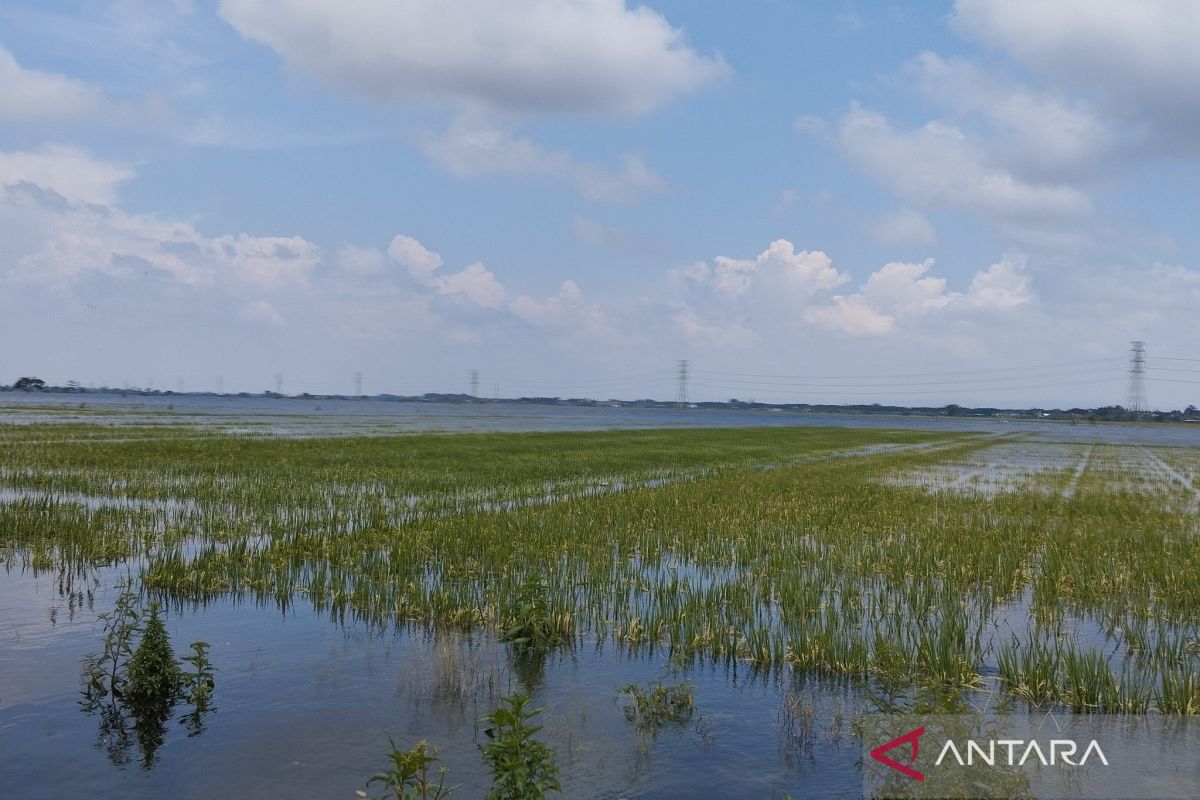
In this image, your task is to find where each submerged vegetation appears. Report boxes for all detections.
[619,677,695,738]
[2,417,1200,772]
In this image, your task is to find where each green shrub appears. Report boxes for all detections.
[125,603,183,705]
[182,641,216,710]
[480,693,559,800]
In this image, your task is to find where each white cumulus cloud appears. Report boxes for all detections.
[677,239,850,299]
[804,255,1033,337]
[509,279,614,340]
[386,234,507,309]
[1,153,320,291]
[0,45,109,123]
[0,145,133,205]
[962,252,1033,311]
[837,104,1091,221]
[904,51,1112,180]
[439,263,507,309]
[954,0,1200,148]
[861,259,958,315]
[805,295,895,336]
[387,234,444,284]
[217,0,728,116]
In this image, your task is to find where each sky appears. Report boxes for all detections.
[1,0,1199,408]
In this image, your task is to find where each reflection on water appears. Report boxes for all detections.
[0,563,856,799]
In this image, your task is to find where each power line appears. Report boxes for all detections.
[690,357,1124,382]
[690,376,1116,397]
[487,370,661,387]
[1147,377,1200,385]
[488,373,664,396]
[685,365,1119,390]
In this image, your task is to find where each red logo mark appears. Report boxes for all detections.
[870,726,926,782]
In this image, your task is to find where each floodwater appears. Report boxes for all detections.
[0,562,856,799]
[3,396,1200,798]
[4,391,1200,445]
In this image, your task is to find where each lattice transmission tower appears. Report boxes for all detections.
[675,359,690,404]
[1125,341,1148,414]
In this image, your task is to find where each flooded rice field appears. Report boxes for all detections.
[5,392,1200,444]
[2,399,1200,798]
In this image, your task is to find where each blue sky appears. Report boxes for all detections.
[2,1,1198,408]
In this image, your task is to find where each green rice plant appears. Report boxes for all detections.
[618,678,695,737]
[1112,672,1153,713]
[11,420,1200,724]
[913,611,983,688]
[480,693,559,800]
[1058,647,1118,712]
[997,633,1059,706]
[359,739,456,800]
[1157,667,1200,714]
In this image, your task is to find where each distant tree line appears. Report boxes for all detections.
[12,377,46,391]
[2,377,1198,422]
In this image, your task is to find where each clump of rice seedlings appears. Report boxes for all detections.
[1058,647,1121,713]
[618,678,695,737]
[997,633,1059,705]
[1157,668,1200,714]
[913,612,984,688]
